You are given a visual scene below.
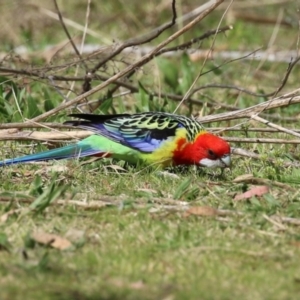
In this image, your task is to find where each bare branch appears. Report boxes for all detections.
[90,0,177,74]
[25,0,224,123]
[232,148,300,168]
[53,0,87,69]
[227,137,300,144]
[198,89,300,124]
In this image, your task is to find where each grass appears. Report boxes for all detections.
[1,0,300,299]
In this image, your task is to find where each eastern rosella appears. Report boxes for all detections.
[0,112,231,168]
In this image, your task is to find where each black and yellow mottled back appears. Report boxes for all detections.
[65,112,206,153]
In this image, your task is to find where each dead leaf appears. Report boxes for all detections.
[184,206,219,217]
[234,185,269,201]
[0,208,23,223]
[233,174,254,183]
[291,241,300,248]
[31,231,72,250]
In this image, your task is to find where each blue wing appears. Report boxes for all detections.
[64,113,185,153]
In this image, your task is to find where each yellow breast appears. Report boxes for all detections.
[140,128,188,167]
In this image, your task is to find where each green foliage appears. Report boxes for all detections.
[0,76,19,122]
[178,52,195,94]
[156,57,179,89]
[29,174,69,214]
[0,232,11,252]
[98,97,114,114]
[173,177,199,200]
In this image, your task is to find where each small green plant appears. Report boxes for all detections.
[29,174,69,214]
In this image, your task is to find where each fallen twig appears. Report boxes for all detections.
[232,147,300,168]
[227,137,300,144]
[2,129,300,145]
[198,90,300,124]
[250,115,300,139]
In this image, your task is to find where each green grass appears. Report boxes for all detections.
[1,162,300,299]
[1,0,300,299]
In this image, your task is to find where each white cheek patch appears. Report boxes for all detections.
[199,158,225,168]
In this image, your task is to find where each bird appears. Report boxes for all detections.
[0,112,231,168]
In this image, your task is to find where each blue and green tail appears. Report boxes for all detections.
[0,140,100,167]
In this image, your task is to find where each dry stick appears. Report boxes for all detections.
[232,148,300,168]
[277,217,300,226]
[146,0,229,38]
[156,25,232,54]
[89,70,136,112]
[54,0,93,99]
[193,83,269,97]
[25,0,224,123]
[190,50,298,63]
[5,45,298,64]
[0,123,69,129]
[0,130,90,141]
[0,26,233,81]
[231,148,300,168]
[30,4,107,41]
[251,115,300,138]
[232,11,294,28]
[213,127,300,133]
[66,0,91,101]
[2,1,177,113]
[146,0,291,39]
[2,122,300,134]
[0,27,236,112]
[89,25,233,111]
[197,91,300,124]
[1,42,279,118]
[174,0,234,113]
[0,197,115,209]
[90,0,177,74]
[227,137,300,144]
[259,114,300,123]
[0,66,258,112]
[86,0,173,111]
[209,57,300,139]
[273,57,300,97]
[2,100,300,141]
[263,214,287,230]
[2,130,300,145]
[254,8,284,74]
[0,1,178,119]
[193,56,300,99]
[91,43,298,114]
[0,196,189,209]
[220,0,292,9]
[53,0,87,70]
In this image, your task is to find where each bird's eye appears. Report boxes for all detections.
[208,149,216,158]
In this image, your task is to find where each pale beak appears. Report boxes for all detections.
[221,154,231,168]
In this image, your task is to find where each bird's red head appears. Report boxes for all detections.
[194,133,231,168]
[173,132,231,168]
